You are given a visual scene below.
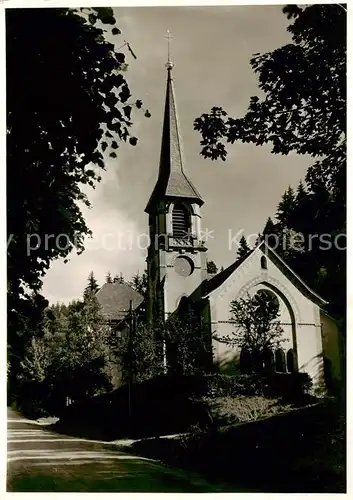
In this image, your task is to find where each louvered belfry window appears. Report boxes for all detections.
[172,203,190,239]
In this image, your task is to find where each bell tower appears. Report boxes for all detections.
[145,40,207,324]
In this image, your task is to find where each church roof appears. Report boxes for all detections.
[145,65,203,213]
[206,240,327,306]
[96,281,144,322]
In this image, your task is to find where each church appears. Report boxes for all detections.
[97,56,343,392]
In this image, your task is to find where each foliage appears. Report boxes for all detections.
[117,321,164,385]
[190,372,312,401]
[194,5,345,181]
[113,273,125,284]
[7,7,149,374]
[128,270,148,296]
[7,6,144,296]
[164,308,212,376]
[7,291,48,393]
[17,293,113,415]
[194,4,346,322]
[83,271,100,299]
[105,271,113,284]
[237,235,251,258]
[276,186,296,228]
[206,260,218,274]
[204,395,294,426]
[216,291,284,370]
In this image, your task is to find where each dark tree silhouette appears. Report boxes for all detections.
[194,4,346,323]
[7,7,150,375]
[83,271,100,300]
[207,260,218,274]
[237,235,251,259]
[129,270,148,296]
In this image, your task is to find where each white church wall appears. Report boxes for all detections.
[208,246,325,387]
[163,250,205,315]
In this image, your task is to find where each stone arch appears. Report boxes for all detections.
[235,275,301,325]
[235,276,300,372]
[167,200,195,216]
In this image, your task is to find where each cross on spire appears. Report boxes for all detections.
[165,30,174,69]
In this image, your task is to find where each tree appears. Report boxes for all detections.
[237,235,251,259]
[7,291,48,399]
[262,217,280,249]
[206,260,218,274]
[216,290,285,372]
[276,186,296,229]
[106,271,113,284]
[194,4,346,195]
[194,4,346,322]
[113,273,125,284]
[164,302,212,376]
[129,270,148,296]
[18,293,113,415]
[83,271,99,300]
[118,321,164,385]
[7,7,150,370]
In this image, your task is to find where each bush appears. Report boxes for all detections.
[201,372,313,401]
[203,395,295,427]
[263,372,313,401]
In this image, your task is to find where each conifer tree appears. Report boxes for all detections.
[129,270,148,296]
[206,260,218,274]
[105,271,113,284]
[263,217,279,248]
[113,273,125,284]
[237,235,251,258]
[83,271,99,300]
[276,186,296,228]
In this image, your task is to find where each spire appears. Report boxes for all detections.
[145,33,203,214]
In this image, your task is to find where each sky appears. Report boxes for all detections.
[42,5,312,305]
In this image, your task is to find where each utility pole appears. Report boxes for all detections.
[127,299,134,422]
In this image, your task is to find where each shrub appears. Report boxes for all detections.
[204,396,295,427]
[262,372,313,401]
[197,372,313,401]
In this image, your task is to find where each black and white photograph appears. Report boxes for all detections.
[6,2,346,493]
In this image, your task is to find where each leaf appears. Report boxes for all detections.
[135,99,143,109]
[144,109,151,118]
[111,141,118,149]
[112,27,121,35]
[109,151,117,158]
[129,136,138,146]
[123,105,132,120]
[88,13,97,25]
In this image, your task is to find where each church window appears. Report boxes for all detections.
[263,349,275,371]
[286,348,295,373]
[275,349,286,372]
[255,289,280,315]
[261,256,267,270]
[172,203,191,239]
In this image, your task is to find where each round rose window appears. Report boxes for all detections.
[174,256,194,277]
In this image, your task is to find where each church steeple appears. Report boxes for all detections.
[145,38,208,328]
[145,54,203,214]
